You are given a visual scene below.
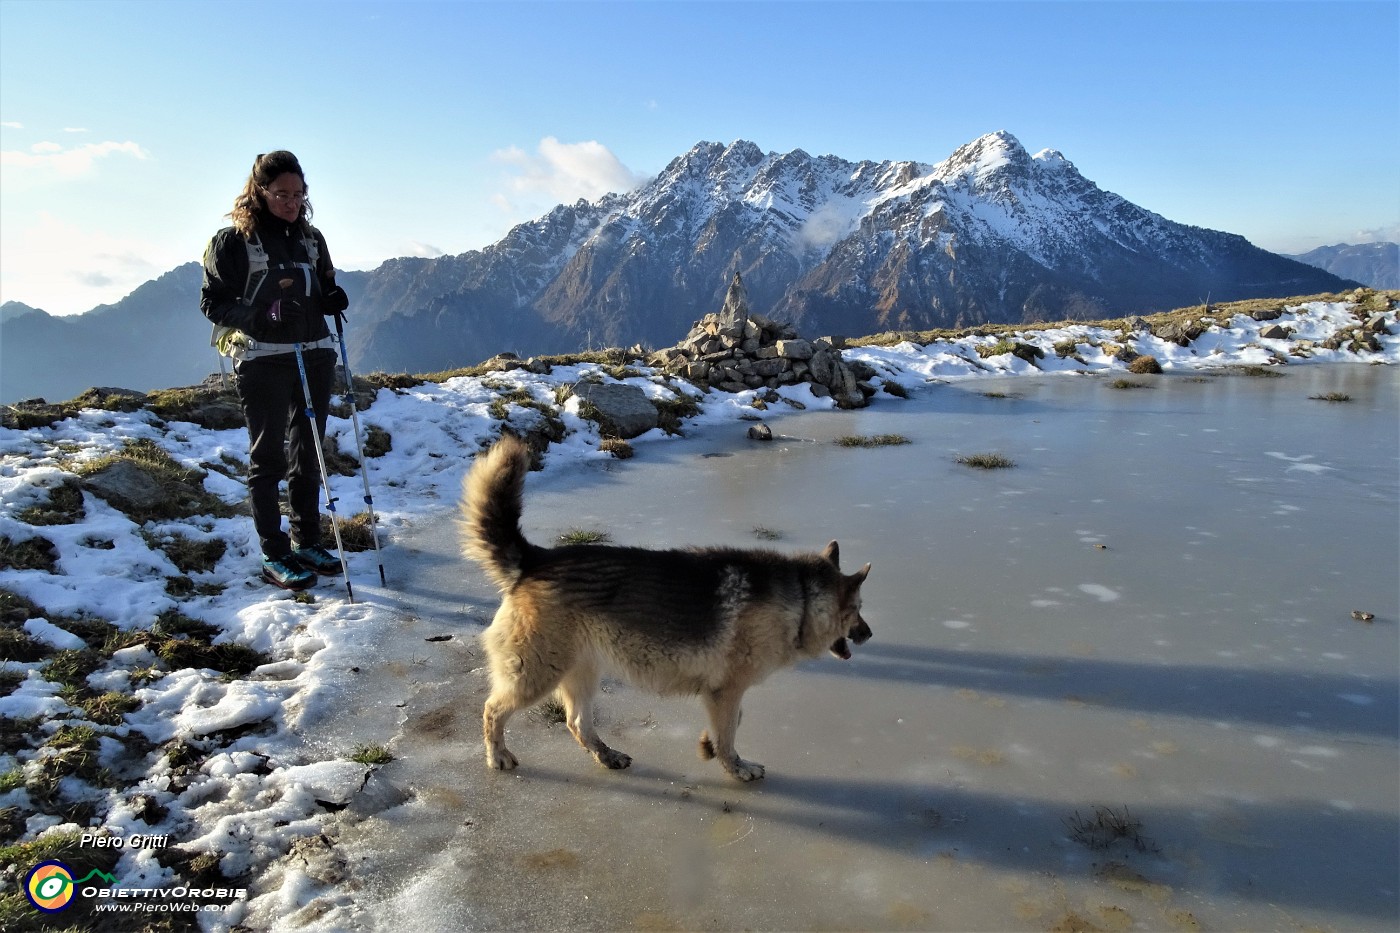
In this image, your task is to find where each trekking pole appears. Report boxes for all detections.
[330,314,387,586]
[293,341,355,602]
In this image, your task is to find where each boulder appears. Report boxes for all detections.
[1152,320,1206,346]
[807,348,836,386]
[753,359,787,378]
[775,338,814,360]
[716,272,751,336]
[846,359,879,381]
[72,387,147,412]
[82,459,170,515]
[828,363,865,408]
[569,383,659,439]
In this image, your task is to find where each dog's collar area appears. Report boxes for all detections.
[795,581,814,651]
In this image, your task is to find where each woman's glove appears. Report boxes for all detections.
[323,284,349,314]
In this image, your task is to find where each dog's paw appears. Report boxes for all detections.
[697,732,716,760]
[595,747,632,770]
[727,759,765,782]
[487,747,519,771]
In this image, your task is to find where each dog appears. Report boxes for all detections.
[460,434,873,782]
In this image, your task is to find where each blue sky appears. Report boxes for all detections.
[2,0,1396,316]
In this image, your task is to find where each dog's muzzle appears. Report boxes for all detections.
[829,614,873,660]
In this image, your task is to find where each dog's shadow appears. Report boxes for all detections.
[820,640,1399,738]
[515,759,1395,924]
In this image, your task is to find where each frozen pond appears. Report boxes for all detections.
[321,364,1397,932]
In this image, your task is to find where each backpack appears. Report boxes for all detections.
[211,230,322,358]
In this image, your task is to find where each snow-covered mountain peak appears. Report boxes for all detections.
[718,139,766,171]
[933,130,1033,188]
[335,131,1356,373]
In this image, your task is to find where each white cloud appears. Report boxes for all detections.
[0,212,175,315]
[796,198,865,252]
[491,137,645,213]
[1353,223,1400,244]
[404,241,446,259]
[1,121,23,129]
[0,140,149,180]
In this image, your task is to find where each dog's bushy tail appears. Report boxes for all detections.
[460,434,532,592]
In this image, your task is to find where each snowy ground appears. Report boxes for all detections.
[1,299,1396,930]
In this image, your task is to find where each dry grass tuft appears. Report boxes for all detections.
[558,528,611,546]
[834,434,911,448]
[956,452,1015,469]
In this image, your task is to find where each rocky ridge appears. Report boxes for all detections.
[5,291,1392,442]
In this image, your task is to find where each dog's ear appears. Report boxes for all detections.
[848,563,871,586]
[822,540,840,567]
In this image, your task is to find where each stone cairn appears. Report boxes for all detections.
[648,273,875,408]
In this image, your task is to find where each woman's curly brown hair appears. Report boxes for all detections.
[228,150,314,238]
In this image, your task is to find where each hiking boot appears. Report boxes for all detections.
[291,545,343,576]
[263,556,316,591]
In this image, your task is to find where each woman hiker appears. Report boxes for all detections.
[200,150,351,591]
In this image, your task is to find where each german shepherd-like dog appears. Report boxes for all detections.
[460,435,873,782]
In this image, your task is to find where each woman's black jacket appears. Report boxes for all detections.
[200,214,340,350]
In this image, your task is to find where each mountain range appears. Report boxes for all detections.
[0,131,1365,404]
[1285,242,1398,291]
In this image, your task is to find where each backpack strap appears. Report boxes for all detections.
[301,229,320,269]
[242,232,269,306]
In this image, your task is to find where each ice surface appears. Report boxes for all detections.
[287,366,1397,932]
